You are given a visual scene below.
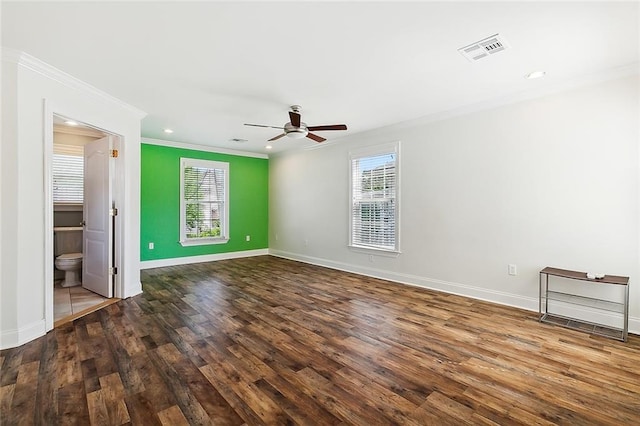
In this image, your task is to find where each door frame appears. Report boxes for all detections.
[43,101,124,330]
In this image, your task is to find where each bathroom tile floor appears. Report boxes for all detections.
[54,280,110,324]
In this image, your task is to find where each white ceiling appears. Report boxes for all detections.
[2,1,638,154]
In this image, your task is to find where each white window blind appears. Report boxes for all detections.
[350,143,399,252]
[53,144,84,204]
[180,158,229,245]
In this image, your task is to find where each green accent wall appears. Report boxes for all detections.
[141,143,268,261]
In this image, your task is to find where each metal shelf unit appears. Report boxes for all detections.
[539,267,629,341]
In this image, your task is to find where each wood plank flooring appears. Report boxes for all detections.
[2,255,640,425]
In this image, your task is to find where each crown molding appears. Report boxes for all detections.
[141,137,269,159]
[392,62,640,132]
[1,47,146,119]
[274,62,640,161]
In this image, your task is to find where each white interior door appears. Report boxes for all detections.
[83,136,113,297]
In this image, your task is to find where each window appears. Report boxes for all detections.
[350,142,400,252]
[180,158,229,246]
[53,144,84,204]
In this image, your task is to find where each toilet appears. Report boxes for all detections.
[54,227,83,287]
[55,253,83,287]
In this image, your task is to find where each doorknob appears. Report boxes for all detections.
[80,220,86,227]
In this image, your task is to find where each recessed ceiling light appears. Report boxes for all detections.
[164,128,174,134]
[65,120,78,126]
[265,145,273,150]
[525,71,546,80]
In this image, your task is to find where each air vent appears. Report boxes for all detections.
[229,138,248,143]
[458,33,510,62]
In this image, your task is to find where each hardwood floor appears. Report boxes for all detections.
[2,255,640,425]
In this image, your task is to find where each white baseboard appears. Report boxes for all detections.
[0,320,46,350]
[631,317,640,335]
[269,249,640,335]
[122,282,143,299]
[140,248,269,270]
[545,300,625,329]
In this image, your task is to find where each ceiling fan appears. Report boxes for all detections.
[244,105,347,143]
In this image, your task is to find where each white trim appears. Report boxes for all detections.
[43,101,55,331]
[2,48,145,119]
[349,141,399,159]
[142,137,269,159]
[544,300,627,330]
[54,123,106,138]
[3,50,145,349]
[110,133,126,299]
[632,316,640,336]
[390,64,640,133]
[44,105,129,328]
[179,238,230,247]
[347,245,401,257]
[349,141,401,253]
[0,320,46,350]
[140,248,269,269]
[270,65,640,159]
[179,157,230,244]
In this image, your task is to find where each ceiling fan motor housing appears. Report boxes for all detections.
[284,122,308,139]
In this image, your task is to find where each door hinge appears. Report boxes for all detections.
[109,267,118,275]
[111,149,119,158]
[110,208,118,216]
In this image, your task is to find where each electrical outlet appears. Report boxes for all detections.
[245,235,250,242]
[275,233,279,241]
[369,254,374,263]
[149,242,154,250]
[304,239,308,247]
[508,264,517,276]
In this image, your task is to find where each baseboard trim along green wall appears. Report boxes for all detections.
[141,141,269,262]
[140,248,269,269]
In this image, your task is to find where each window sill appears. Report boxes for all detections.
[180,237,229,247]
[348,245,401,258]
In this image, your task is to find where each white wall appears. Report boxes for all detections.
[0,50,145,349]
[270,74,640,332]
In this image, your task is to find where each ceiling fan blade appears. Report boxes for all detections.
[268,133,286,141]
[307,124,348,131]
[244,123,284,129]
[289,111,301,127]
[306,133,326,143]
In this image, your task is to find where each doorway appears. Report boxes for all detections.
[48,114,121,326]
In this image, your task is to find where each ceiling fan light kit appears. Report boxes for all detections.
[284,122,308,139]
[245,105,347,144]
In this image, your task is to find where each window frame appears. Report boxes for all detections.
[349,141,401,254]
[179,157,230,246]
